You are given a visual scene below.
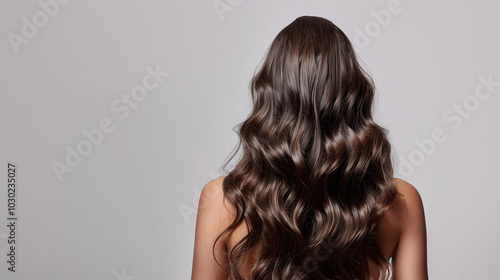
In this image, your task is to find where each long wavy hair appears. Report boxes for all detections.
[214,16,398,280]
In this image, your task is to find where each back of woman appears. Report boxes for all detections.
[191,15,428,280]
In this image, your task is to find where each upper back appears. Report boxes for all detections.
[199,176,426,279]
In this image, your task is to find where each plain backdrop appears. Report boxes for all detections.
[0,0,499,279]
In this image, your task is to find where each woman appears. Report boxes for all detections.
[191,16,428,280]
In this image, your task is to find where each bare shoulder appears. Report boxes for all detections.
[390,178,429,278]
[201,176,226,196]
[200,175,229,210]
[199,175,234,225]
[392,178,425,225]
[192,175,231,279]
[393,178,424,203]
[379,178,425,244]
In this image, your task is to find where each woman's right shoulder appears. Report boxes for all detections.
[381,178,425,242]
[389,178,429,278]
[386,178,424,225]
[392,178,423,201]
[391,178,425,223]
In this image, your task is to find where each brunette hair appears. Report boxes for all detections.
[215,15,397,280]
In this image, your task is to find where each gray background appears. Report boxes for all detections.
[1,0,499,279]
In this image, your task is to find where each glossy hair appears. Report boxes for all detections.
[214,15,398,280]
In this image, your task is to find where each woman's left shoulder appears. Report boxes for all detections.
[199,175,234,222]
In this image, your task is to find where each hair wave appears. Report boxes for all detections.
[214,16,398,280]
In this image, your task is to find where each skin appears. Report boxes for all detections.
[191,176,428,280]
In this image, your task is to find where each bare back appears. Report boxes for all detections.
[192,176,428,280]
